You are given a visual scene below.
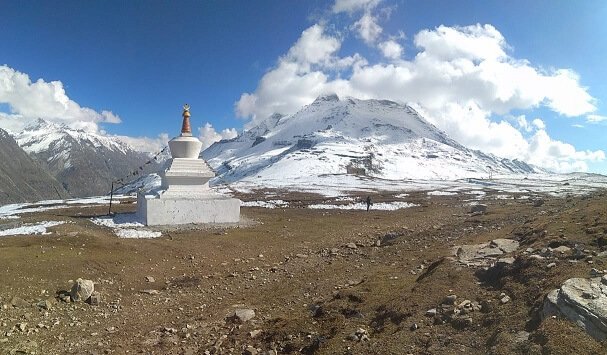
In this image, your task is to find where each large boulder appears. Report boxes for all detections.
[542,277,607,341]
[453,239,519,266]
[70,278,95,302]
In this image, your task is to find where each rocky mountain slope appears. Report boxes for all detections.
[203,95,541,185]
[12,119,156,197]
[0,128,69,204]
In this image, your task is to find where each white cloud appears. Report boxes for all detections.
[234,19,602,172]
[532,118,545,130]
[378,40,403,59]
[352,12,382,44]
[0,65,121,132]
[332,0,380,13]
[572,124,585,128]
[587,114,607,123]
[286,24,341,68]
[198,123,238,150]
[115,133,169,153]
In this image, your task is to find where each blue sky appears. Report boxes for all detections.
[1,0,606,173]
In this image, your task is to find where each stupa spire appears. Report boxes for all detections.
[181,104,192,136]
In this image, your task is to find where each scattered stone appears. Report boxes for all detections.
[88,291,101,306]
[514,330,530,343]
[16,323,27,332]
[295,254,308,258]
[470,204,487,214]
[547,262,557,269]
[249,329,262,338]
[10,296,29,308]
[410,323,419,331]
[346,242,357,249]
[229,308,255,323]
[244,346,258,355]
[425,308,437,317]
[347,328,369,342]
[141,289,160,295]
[553,246,572,254]
[490,239,520,253]
[500,293,511,304]
[443,294,457,305]
[36,299,53,310]
[145,276,155,283]
[543,277,607,340]
[70,278,95,302]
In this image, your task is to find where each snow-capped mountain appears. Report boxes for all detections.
[203,95,541,184]
[12,119,157,197]
[0,128,69,204]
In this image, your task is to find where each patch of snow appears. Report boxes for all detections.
[90,213,144,228]
[241,200,288,208]
[394,193,409,198]
[90,213,161,239]
[115,229,162,239]
[427,191,457,196]
[308,201,417,210]
[0,221,65,237]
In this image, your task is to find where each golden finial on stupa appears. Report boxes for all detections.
[181,104,192,136]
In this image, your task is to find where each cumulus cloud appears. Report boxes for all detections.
[352,12,382,44]
[332,0,380,13]
[198,123,238,150]
[0,65,121,133]
[115,133,170,153]
[234,16,602,172]
[378,40,403,59]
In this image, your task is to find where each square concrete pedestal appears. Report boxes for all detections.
[137,193,240,226]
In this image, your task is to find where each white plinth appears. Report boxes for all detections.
[137,192,241,226]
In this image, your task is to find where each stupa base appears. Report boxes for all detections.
[137,192,241,226]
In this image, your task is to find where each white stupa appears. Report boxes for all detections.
[137,104,240,225]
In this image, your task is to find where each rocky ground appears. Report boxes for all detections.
[1,189,607,354]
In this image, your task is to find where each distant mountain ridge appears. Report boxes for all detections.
[202,95,541,185]
[0,128,69,204]
[12,119,157,197]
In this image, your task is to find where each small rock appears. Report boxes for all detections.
[500,295,511,304]
[443,294,457,305]
[249,329,262,338]
[36,299,53,310]
[70,278,95,302]
[425,308,437,317]
[230,308,255,323]
[89,291,101,306]
[470,204,487,214]
[244,346,258,355]
[295,254,308,258]
[553,246,572,254]
[547,262,556,269]
[145,276,155,283]
[17,323,27,332]
[141,289,160,295]
[514,330,530,343]
[10,297,29,308]
[533,199,545,207]
[410,323,419,331]
[346,243,357,249]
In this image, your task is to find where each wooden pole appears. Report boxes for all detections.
[108,182,114,215]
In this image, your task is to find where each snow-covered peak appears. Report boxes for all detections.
[204,96,541,185]
[15,118,133,155]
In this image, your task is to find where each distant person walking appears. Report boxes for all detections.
[365,196,372,211]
